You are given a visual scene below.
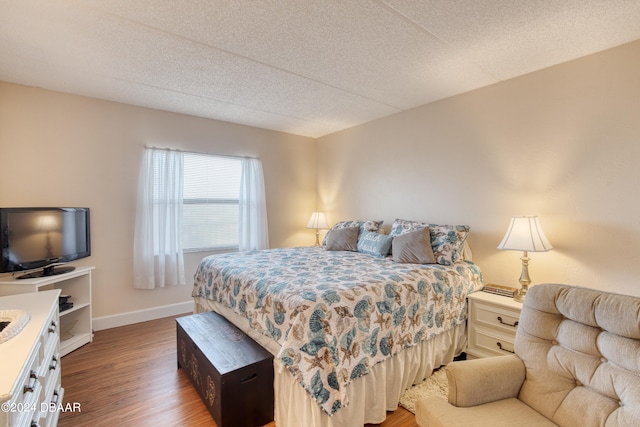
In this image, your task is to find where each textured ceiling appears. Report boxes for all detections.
[1,1,640,138]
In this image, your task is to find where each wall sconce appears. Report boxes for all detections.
[306,212,329,246]
[497,216,553,302]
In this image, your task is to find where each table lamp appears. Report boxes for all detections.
[497,216,552,302]
[306,212,329,246]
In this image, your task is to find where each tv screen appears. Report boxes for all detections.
[0,207,91,278]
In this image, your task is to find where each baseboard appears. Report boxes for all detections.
[93,301,194,331]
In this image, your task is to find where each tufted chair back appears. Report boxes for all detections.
[516,284,640,426]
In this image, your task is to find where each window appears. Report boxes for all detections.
[135,147,267,289]
[182,153,242,251]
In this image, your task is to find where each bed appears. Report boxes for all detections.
[192,219,483,427]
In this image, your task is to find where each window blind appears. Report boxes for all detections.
[182,153,241,251]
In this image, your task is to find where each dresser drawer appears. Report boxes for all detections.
[42,387,65,427]
[11,346,43,427]
[40,352,61,406]
[39,317,59,361]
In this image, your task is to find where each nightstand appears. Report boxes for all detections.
[466,291,523,358]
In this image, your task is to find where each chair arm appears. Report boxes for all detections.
[446,354,525,407]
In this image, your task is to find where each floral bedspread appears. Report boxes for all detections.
[192,246,483,415]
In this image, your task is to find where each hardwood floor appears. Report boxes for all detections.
[59,314,418,427]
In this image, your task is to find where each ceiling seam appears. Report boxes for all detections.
[82,3,406,113]
[108,75,320,124]
[374,0,502,82]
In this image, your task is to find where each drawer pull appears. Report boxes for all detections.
[497,342,515,354]
[50,356,59,371]
[497,316,518,328]
[23,371,39,394]
[49,320,57,334]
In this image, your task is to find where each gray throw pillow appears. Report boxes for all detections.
[392,227,436,264]
[325,226,359,251]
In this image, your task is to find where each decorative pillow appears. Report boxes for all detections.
[357,230,393,257]
[325,227,359,251]
[429,223,470,264]
[392,228,436,264]
[389,218,424,237]
[389,219,470,265]
[322,220,383,246]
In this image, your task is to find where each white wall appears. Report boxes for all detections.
[317,40,640,297]
[0,83,317,322]
[3,38,639,327]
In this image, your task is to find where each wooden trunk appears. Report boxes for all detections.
[176,312,274,427]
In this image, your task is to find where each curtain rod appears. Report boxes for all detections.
[145,145,259,160]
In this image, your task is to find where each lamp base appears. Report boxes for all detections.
[514,286,527,303]
[513,251,531,303]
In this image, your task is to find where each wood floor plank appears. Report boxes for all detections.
[59,314,418,427]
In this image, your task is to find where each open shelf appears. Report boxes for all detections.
[0,266,94,356]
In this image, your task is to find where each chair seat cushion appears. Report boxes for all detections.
[415,396,559,427]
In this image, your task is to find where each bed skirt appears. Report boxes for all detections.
[193,296,466,427]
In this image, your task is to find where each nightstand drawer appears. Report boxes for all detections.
[469,325,517,357]
[473,302,520,334]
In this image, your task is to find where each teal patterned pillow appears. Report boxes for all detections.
[322,220,383,246]
[389,219,469,265]
[357,230,393,257]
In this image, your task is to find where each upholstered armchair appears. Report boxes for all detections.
[416,283,640,427]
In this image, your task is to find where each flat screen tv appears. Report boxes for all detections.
[0,207,91,279]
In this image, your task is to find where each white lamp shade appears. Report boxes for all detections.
[306,212,329,229]
[497,216,553,252]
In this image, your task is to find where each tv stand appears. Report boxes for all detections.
[0,266,94,356]
[17,265,76,280]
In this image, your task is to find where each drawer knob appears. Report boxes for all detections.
[497,342,515,354]
[49,320,57,334]
[50,356,59,371]
[497,316,518,328]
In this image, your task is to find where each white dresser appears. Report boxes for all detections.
[467,291,523,358]
[0,290,63,427]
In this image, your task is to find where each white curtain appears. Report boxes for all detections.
[133,148,186,289]
[239,158,269,251]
